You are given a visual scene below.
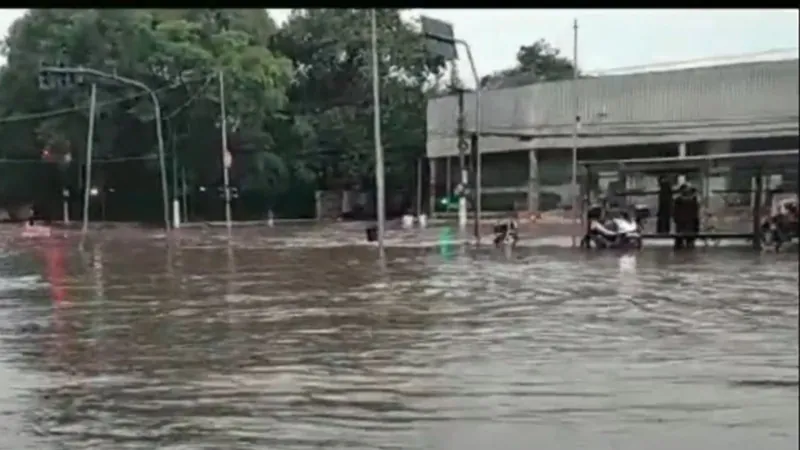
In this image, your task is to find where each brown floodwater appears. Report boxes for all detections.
[0,224,797,450]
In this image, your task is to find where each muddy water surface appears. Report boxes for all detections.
[0,226,797,450]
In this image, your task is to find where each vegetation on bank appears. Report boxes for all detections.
[0,9,575,221]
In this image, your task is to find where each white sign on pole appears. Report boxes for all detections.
[223,150,232,169]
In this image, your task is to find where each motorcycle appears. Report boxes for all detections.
[581,205,643,250]
[493,219,519,248]
[760,198,798,251]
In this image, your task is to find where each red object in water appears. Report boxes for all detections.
[43,239,67,305]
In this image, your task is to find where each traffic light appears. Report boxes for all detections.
[217,185,239,199]
[438,182,470,211]
[37,62,84,91]
[438,195,459,210]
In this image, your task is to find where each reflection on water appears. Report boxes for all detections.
[0,228,798,450]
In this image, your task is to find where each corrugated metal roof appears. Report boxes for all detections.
[427,59,799,158]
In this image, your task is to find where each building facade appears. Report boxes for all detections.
[425,59,799,212]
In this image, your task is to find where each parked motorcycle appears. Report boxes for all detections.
[493,219,519,248]
[760,198,798,251]
[581,205,643,250]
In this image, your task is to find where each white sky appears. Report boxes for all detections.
[2,9,798,86]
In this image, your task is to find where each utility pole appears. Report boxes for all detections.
[218,70,233,236]
[181,166,189,222]
[82,84,98,235]
[570,19,581,247]
[171,127,181,229]
[370,8,386,257]
[470,132,480,240]
[455,87,468,231]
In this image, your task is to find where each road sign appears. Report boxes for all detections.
[421,16,458,61]
[457,139,469,152]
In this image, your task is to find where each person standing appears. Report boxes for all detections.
[656,176,673,234]
[673,184,700,249]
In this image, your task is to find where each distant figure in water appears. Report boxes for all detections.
[22,205,51,238]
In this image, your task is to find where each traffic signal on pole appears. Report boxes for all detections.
[37,62,83,91]
[438,182,469,210]
[38,71,53,90]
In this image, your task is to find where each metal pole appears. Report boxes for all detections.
[62,190,69,224]
[181,166,188,222]
[147,90,170,234]
[171,126,180,229]
[219,70,233,235]
[456,88,467,231]
[42,66,171,233]
[81,83,97,235]
[371,8,386,257]
[570,19,580,247]
[460,43,481,242]
[416,157,423,216]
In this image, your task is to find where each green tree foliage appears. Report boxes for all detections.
[480,39,577,89]
[0,8,446,219]
[272,9,444,192]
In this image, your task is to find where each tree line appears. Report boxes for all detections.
[0,9,575,221]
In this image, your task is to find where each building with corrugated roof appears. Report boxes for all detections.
[425,59,799,212]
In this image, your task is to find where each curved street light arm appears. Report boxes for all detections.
[42,66,171,233]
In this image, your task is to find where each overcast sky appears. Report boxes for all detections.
[2,8,797,86]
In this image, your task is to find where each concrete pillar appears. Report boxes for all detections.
[677,142,687,185]
[527,149,540,212]
[445,157,452,198]
[428,158,437,218]
[703,140,731,209]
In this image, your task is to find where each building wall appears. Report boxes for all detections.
[431,138,797,213]
[427,60,799,158]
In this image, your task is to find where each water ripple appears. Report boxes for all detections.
[0,229,797,449]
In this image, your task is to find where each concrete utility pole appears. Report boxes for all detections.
[370,8,386,257]
[455,87,468,231]
[570,19,581,247]
[218,70,233,236]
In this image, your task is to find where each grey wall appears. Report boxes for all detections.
[427,60,799,158]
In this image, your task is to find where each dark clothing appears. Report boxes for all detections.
[656,181,673,234]
[673,193,700,249]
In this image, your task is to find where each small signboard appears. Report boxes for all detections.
[421,16,458,61]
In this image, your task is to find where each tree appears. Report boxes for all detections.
[480,39,576,89]
[271,9,445,196]
[0,9,293,219]
[0,8,446,220]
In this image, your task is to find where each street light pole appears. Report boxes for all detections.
[459,43,482,242]
[41,66,171,233]
[82,83,98,235]
[419,20,482,243]
[371,9,386,257]
[219,70,233,236]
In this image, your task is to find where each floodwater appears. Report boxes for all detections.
[0,225,798,450]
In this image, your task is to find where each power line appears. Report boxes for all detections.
[163,76,215,121]
[0,154,158,165]
[0,74,211,125]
